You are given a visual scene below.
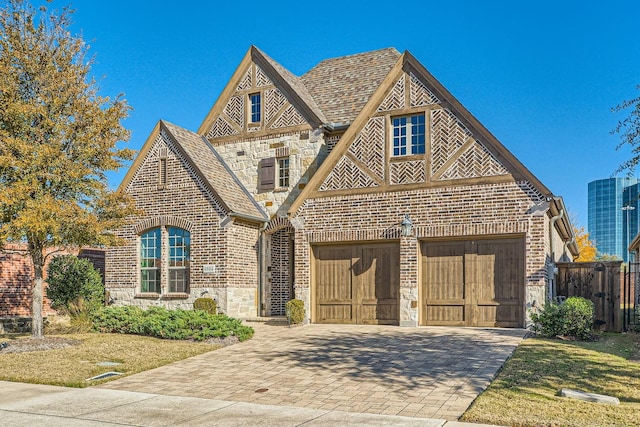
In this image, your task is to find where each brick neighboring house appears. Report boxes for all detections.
[106,46,578,327]
[0,245,104,318]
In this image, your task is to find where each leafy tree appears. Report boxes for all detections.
[572,226,597,262]
[0,0,137,338]
[613,85,640,174]
[595,253,622,261]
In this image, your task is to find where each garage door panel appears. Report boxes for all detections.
[422,238,524,328]
[315,246,355,323]
[317,304,355,324]
[359,244,399,300]
[426,306,465,326]
[361,300,398,325]
[315,243,399,325]
[478,304,521,327]
[423,242,465,301]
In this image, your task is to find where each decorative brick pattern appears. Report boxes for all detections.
[265,88,286,125]
[431,108,473,176]
[390,160,426,185]
[255,64,272,87]
[319,156,379,191]
[225,95,244,129]
[439,140,509,180]
[410,72,439,107]
[348,116,385,181]
[236,66,252,91]
[206,60,309,139]
[207,116,239,139]
[269,104,306,129]
[378,74,405,111]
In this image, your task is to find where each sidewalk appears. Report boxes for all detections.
[0,381,502,427]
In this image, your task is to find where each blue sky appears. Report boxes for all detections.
[40,0,640,228]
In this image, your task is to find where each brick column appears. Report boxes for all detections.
[399,235,419,327]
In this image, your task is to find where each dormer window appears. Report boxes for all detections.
[249,93,261,123]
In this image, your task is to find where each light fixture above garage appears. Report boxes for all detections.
[401,214,413,237]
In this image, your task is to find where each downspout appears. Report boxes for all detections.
[564,237,576,262]
[549,207,564,301]
[258,222,268,318]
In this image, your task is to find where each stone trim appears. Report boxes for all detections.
[133,216,194,234]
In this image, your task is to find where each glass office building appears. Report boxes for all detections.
[588,177,640,262]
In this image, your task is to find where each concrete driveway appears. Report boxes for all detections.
[100,322,526,421]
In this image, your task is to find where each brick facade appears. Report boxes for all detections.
[292,182,567,325]
[1,245,104,318]
[105,130,261,317]
[107,47,577,326]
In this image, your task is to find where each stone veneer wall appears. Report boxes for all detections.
[211,128,327,216]
[293,181,552,325]
[106,133,260,316]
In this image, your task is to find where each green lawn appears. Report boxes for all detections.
[0,333,220,387]
[461,333,640,427]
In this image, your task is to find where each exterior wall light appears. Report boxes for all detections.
[401,214,413,237]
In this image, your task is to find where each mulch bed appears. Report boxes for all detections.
[0,335,240,354]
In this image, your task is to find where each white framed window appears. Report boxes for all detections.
[392,114,425,156]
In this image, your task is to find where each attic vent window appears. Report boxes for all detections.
[249,93,261,123]
[158,157,167,187]
[392,114,425,156]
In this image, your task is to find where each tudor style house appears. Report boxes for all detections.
[106,46,578,327]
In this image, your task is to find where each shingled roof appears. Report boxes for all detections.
[160,121,267,222]
[300,48,401,125]
[253,47,328,125]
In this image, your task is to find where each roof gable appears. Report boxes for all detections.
[289,51,555,215]
[197,46,324,141]
[120,120,267,223]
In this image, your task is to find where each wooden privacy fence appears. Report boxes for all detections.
[555,262,622,332]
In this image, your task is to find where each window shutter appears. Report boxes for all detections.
[258,157,275,191]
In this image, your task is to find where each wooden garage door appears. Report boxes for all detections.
[421,238,524,327]
[314,243,399,325]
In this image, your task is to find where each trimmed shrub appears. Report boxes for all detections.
[561,296,595,340]
[46,255,104,315]
[92,306,254,341]
[285,299,305,324]
[193,297,217,315]
[530,296,594,340]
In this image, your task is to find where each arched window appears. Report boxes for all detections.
[140,228,161,293]
[139,226,191,294]
[168,227,190,293]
